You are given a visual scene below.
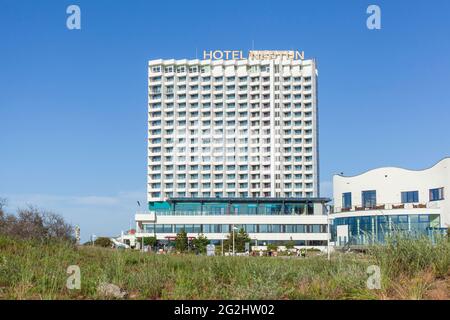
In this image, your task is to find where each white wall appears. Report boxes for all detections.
[333,157,450,227]
[140,214,327,225]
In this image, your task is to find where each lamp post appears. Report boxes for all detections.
[232,225,238,256]
[137,200,143,252]
[326,203,331,261]
[232,225,235,256]
[221,228,224,256]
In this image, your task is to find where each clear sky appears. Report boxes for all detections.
[1,0,449,242]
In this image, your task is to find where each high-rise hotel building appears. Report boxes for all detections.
[136,50,329,249]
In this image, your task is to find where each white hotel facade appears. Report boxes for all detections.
[135,50,329,249]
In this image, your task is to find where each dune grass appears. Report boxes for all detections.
[0,235,448,300]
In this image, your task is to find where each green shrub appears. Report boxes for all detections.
[223,228,251,252]
[192,233,209,254]
[143,236,158,248]
[368,233,450,278]
[94,237,112,248]
[175,229,188,252]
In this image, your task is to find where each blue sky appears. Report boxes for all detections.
[1,0,449,242]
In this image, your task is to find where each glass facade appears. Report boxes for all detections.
[142,198,329,244]
[209,240,327,246]
[148,200,322,216]
[143,223,328,234]
[331,214,442,245]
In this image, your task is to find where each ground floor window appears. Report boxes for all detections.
[331,214,443,245]
[142,223,328,234]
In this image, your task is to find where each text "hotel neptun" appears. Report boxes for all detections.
[203,50,305,61]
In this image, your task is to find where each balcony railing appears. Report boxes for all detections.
[332,202,440,214]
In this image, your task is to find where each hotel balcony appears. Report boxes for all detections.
[149,79,162,86]
[148,96,162,103]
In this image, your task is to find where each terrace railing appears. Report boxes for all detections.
[332,202,440,214]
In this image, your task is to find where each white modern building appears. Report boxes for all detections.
[136,50,328,250]
[331,157,449,246]
[136,197,330,249]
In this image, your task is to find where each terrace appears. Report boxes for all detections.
[332,202,440,214]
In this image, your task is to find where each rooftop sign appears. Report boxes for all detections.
[249,50,304,61]
[203,50,304,61]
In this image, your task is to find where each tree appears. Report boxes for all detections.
[175,229,188,252]
[267,243,278,252]
[0,197,6,213]
[192,233,209,254]
[0,203,74,242]
[94,237,112,247]
[224,227,251,253]
[285,238,295,250]
[0,198,7,230]
[143,236,158,248]
[42,211,74,240]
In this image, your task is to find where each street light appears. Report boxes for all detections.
[221,228,224,256]
[325,203,331,261]
[232,225,239,256]
[137,200,143,252]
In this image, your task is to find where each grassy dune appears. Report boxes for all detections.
[0,235,448,300]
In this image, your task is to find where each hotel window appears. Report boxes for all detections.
[189,66,198,73]
[429,188,444,201]
[401,191,419,203]
[261,65,270,72]
[248,65,259,73]
[362,190,376,208]
[342,192,352,209]
[176,66,186,73]
[151,66,161,73]
[200,66,210,73]
[164,66,173,73]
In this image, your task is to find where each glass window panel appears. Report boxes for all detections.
[144,224,154,233]
[174,224,185,233]
[272,225,281,233]
[362,190,377,208]
[401,191,419,203]
[429,188,444,201]
[342,192,352,209]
